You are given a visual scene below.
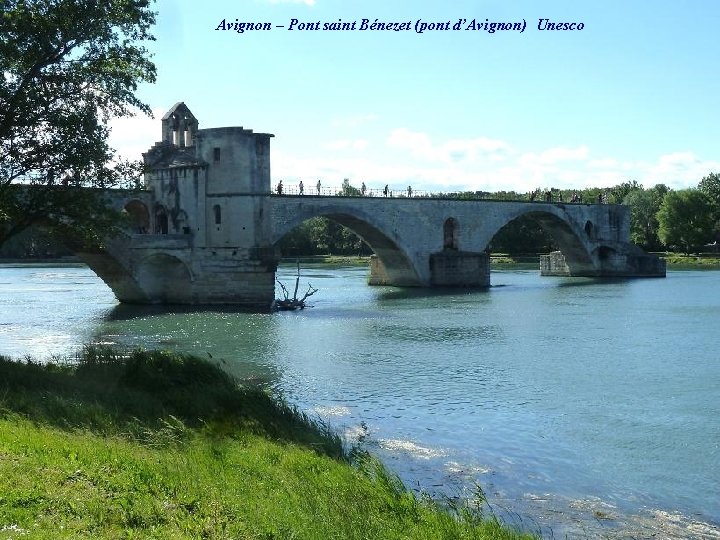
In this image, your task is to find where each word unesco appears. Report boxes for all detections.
[215,18,585,34]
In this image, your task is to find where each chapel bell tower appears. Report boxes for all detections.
[161,102,198,147]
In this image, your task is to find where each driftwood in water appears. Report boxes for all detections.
[275,261,318,311]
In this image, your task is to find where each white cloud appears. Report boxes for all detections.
[108,108,163,161]
[387,128,436,158]
[443,137,511,163]
[387,128,511,165]
[589,158,618,168]
[641,152,720,189]
[275,135,720,194]
[519,145,589,167]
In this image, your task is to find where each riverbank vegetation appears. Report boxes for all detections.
[0,348,534,539]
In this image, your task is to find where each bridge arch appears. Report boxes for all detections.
[482,206,597,274]
[271,204,422,285]
[134,253,194,303]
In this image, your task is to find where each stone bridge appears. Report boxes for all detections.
[71,102,664,310]
[268,195,664,288]
[80,190,664,311]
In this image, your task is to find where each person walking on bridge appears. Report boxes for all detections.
[383,184,389,197]
[316,179,321,195]
[299,180,304,195]
[361,182,366,196]
[276,180,283,195]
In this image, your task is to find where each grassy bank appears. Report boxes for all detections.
[659,253,720,269]
[0,348,534,539]
[281,255,371,267]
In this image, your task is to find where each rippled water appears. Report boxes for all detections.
[1,262,719,538]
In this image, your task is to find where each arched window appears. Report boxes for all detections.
[443,218,458,250]
[155,208,169,235]
[213,204,222,225]
[123,200,150,233]
[585,220,594,240]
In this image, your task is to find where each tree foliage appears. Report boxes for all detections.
[698,172,720,206]
[657,189,714,253]
[489,215,556,254]
[623,184,667,250]
[0,0,156,248]
[278,216,372,257]
[698,172,720,242]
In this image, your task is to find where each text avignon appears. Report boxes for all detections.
[214,18,585,34]
[215,19,272,33]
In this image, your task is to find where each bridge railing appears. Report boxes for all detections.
[275,185,432,198]
[270,184,608,204]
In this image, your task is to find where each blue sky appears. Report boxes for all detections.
[110,0,720,194]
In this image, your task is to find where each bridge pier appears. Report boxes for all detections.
[541,246,666,277]
[369,251,490,288]
[368,255,390,285]
[429,250,490,287]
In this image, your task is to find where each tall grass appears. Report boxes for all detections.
[0,346,341,456]
[0,348,536,539]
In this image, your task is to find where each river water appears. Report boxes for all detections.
[1,262,719,539]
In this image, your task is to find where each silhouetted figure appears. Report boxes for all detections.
[316,180,321,195]
[277,180,283,195]
[383,184,389,197]
[299,180,304,195]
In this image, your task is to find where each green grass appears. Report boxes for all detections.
[281,255,371,267]
[660,253,720,268]
[0,348,535,539]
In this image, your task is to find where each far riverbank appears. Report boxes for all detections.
[2,251,719,270]
[280,252,720,270]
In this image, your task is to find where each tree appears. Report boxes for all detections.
[609,180,641,204]
[0,0,156,249]
[657,189,714,253]
[489,215,556,254]
[698,172,720,205]
[339,178,361,197]
[623,185,666,251]
[698,172,720,242]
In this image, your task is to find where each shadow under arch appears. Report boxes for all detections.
[272,210,422,286]
[484,208,597,275]
[134,253,194,303]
